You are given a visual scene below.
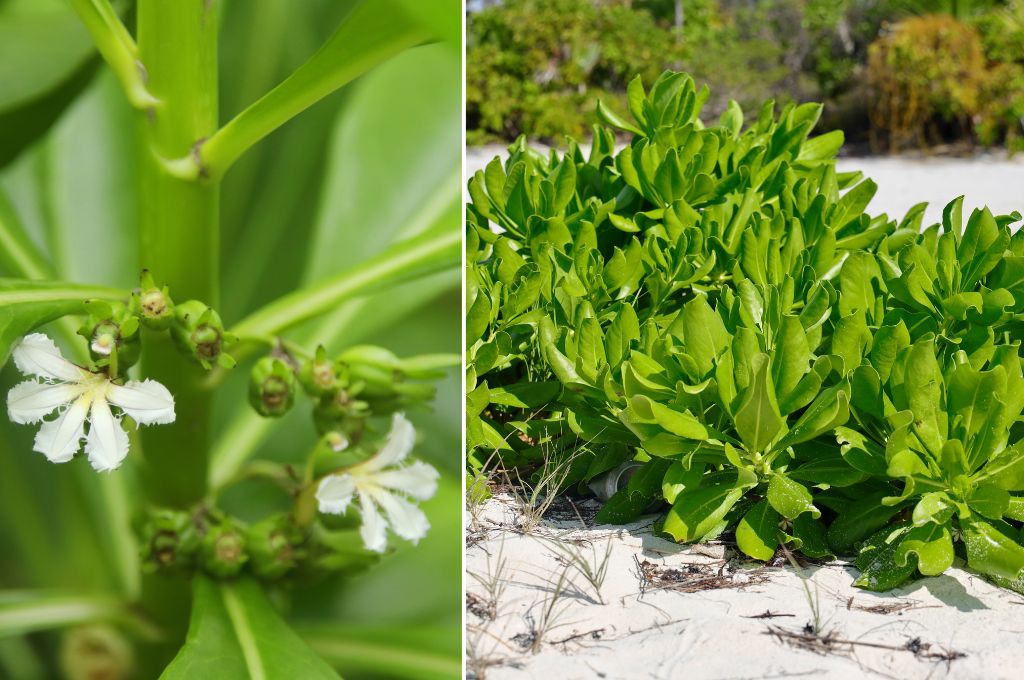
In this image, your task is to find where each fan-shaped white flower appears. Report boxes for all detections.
[315,412,439,553]
[5,333,175,472]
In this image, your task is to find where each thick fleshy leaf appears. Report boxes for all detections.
[835,426,888,476]
[790,514,831,558]
[734,353,783,453]
[680,295,730,377]
[662,480,746,543]
[827,492,908,554]
[979,443,1024,491]
[894,522,955,576]
[766,473,820,520]
[735,499,780,561]
[961,517,1024,582]
[776,382,849,450]
[853,524,917,591]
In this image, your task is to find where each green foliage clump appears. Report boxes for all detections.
[868,8,1024,152]
[465,70,1024,593]
[467,0,681,144]
[972,1,1024,151]
[867,14,985,150]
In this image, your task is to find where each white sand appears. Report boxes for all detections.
[465,145,1024,227]
[466,495,1024,680]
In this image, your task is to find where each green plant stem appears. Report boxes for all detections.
[134,0,219,670]
[175,0,428,181]
[136,0,219,509]
[68,0,158,110]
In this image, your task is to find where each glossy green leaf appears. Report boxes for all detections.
[766,473,820,520]
[827,492,907,554]
[854,524,917,591]
[160,577,340,680]
[735,500,780,560]
[0,278,124,363]
[894,522,954,576]
[961,517,1024,582]
[662,480,745,543]
[734,353,783,453]
[791,515,831,558]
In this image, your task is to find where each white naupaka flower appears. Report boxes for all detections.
[315,412,439,553]
[6,333,175,472]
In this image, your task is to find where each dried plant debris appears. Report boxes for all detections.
[765,625,966,664]
[635,556,770,595]
[845,597,938,615]
[467,592,497,621]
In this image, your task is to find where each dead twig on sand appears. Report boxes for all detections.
[744,610,796,619]
[765,625,967,665]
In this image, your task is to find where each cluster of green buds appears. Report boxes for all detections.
[170,300,237,369]
[302,345,441,435]
[137,507,374,582]
[77,270,234,375]
[247,344,448,460]
[336,345,442,414]
[76,300,141,374]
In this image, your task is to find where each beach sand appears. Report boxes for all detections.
[466,494,1024,680]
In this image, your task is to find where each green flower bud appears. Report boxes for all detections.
[299,345,346,397]
[201,521,248,578]
[132,270,175,330]
[249,357,297,417]
[312,389,369,435]
[247,515,305,580]
[138,509,199,573]
[60,625,134,680]
[77,300,142,370]
[171,300,237,370]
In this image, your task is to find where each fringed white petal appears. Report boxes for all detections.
[370,488,430,544]
[107,379,176,425]
[7,380,81,424]
[32,396,90,463]
[363,412,415,472]
[373,460,439,501]
[84,398,129,472]
[316,474,356,515]
[12,333,87,382]
[358,493,388,553]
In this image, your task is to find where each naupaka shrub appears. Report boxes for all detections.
[466,70,1024,592]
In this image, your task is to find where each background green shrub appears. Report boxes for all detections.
[866,14,986,150]
[468,0,1024,151]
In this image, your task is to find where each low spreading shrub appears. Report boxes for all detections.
[466,71,1024,592]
